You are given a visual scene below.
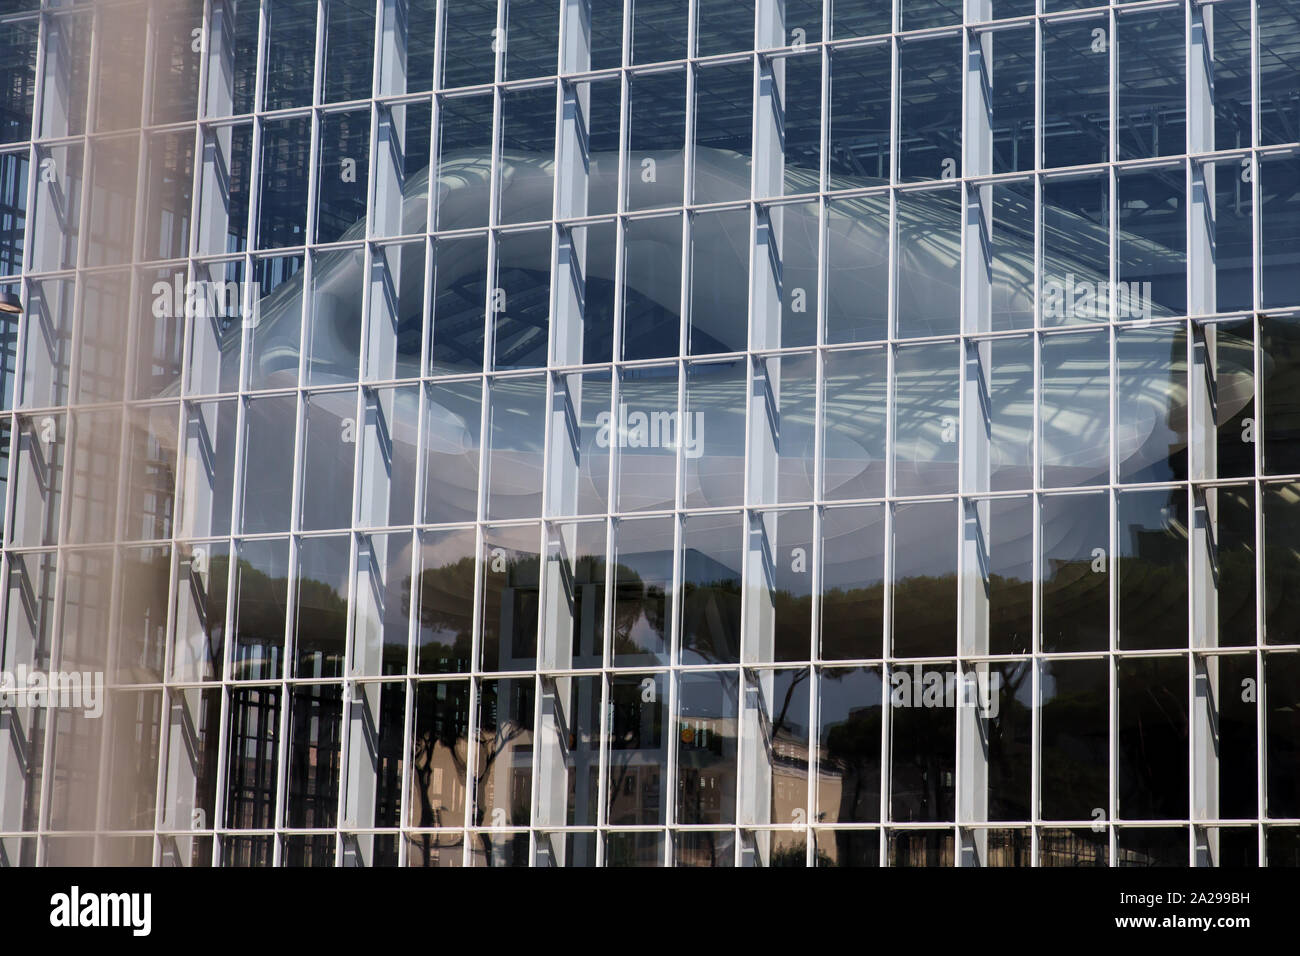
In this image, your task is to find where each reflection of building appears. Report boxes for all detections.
[2,0,1300,868]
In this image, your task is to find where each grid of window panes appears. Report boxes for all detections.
[1,0,1300,867]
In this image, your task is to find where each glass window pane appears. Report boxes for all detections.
[892,500,957,659]
[1040,658,1109,821]
[828,45,890,190]
[676,670,739,825]
[480,523,541,672]
[416,527,477,673]
[1043,18,1110,169]
[233,538,289,681]
[1041,492,1110,654]
[822,347,887,500]
[821,504,885,660]
[1118,8,1186,160]
[817,665,882,823]
[607,673,668,825]
[323,0,376,103]
[612,516,674,667]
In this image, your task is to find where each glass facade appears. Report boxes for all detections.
[0,0,1297,868]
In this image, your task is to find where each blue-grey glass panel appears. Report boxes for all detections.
[294,534,350,677]
[29,141,83,272]
[92,3,147,133]
[826,194,889,343]
[986,498,1033,655]
[134,268,185,400]
[264,0,318,111]
[0,18,37,144]
[900,0,960,31]
[772,352,817,503]
[143,132,195,262]
[832,0,891,39]
[694,62,752,204]
[777,202,819,347]
[316,111,370,244]
[73,271,128,404]
[300,388,357,531]
[679,513,742,664]
[991,0,1033,19]
[828,44,890,190]
[1213,157,1254,314]
[697,0,753,57]
[323,0,376,102]
[352,533,413,674]
[1261,315,1300,476]
[1041,330,1109,488]
[631,0,688,65]
[1214,321,1255,481]
[990,182,1034,330]
[626,71,686,211]
[898,36,961,183]
[781,52,822,195]
[436,94,493,230]
[285,685,343,838]
[472,677,534,825]
[821,504,885,659]
[823,347,887,500]
[894,341,959,496]
[232,537,289,680]
[1261,156,1300,310]
[622,214,681,360]
[990,27,1034,174]
[1265,655,1300,816]
[1040,658,1108,820]
[223,688,280,830]
[1259,1,1300,146]
[1042,18,1110,169]
[199,124,253,255]
[441,0,498,89]
[892,499,957,658]
[378,0,437,95]
[422,378,482,525]
[505,0,558,80]
[1118,8,1185,160]
[240,393,296,533]
[366,242,425,382]
[39,12,91,137]
[607,673,668,823]
[689,209,749,354]
[1116,325,1187,484]
[583,79,622,217]
[85,136,137,267]
[896,189,960,336]
[480,523,540,670]
[415,528,477,672]
[357,385,419,528]
[21,277,74,408]
[373,100,431,239]
[249,253,303,391]
[889,659,956,821]
[764,509,814,660]
[500,85,556,225]
[257,117,311,249]
[485,374,546,520]
[1041,175,1109,325]
[493,229,551,370]
[615,365,679,513]
[0,151,28,275]
[187,259,246,396]
[817,667,881,823]
[216,0,260,116]
[1264,484,1300,646]
[684,360,745,508]
[1117,657,1188,819]
[429,233,488,375]
[172,542,227,681]
[353,535,413,676]
[611,517,674,665]
[1040,492,1109,653]
[180,399,238,538]
[1118,168,1185,318]
[676,670,738,824]
[1117,488,1188,651]
[570,221,616,364]
[563,369,611,515]
[986,335,1034,492]
[590,2,624,70]
[1210,1,1252,151]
